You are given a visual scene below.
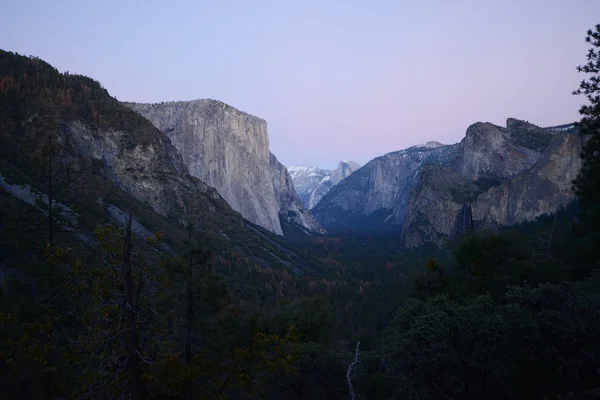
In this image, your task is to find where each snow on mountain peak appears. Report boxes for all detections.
[412,141,444,149]
[287,161,361,209]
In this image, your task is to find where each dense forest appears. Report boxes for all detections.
[1,24,600,400]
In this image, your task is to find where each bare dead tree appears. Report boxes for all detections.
[182,222,212,400]
[528,211,567,268]
[32,132,89,289]
[346,341,360,400]
[122,211,144,400]
[184,224,194,400]
[69,210,167,400]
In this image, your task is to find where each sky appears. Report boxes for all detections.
[2,0,599,169]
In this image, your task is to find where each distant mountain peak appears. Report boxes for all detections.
[340,160,360,166]
[287,160,361,209]
[412,141,444,149]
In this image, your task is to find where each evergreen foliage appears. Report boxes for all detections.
[573,24,600,257]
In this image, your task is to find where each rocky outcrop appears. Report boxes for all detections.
[400,119,581,247]
[270,153,326,234]
[288,161,361,209]
[271,152,303,212]
[63,120,238,226]
[126,100,322,236]
[331,161,361,185]
[400,165,475,248]
[450,121,544,180]
[312,144,457,232]
[471,132,581,228]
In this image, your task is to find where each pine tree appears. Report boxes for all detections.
[573,24,600,253]
[67,212,168,399]
[183,224,212,400]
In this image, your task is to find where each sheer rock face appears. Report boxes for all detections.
[270,153,326,234]
[450,121,542,180]
[471,132,582,228]
[313,118,580,246]
[288,161,361,209]
[400,119,580,247]
[270,152,303,212]
[64,120,241,228]
[125,99,322,235]
[311,144,458,232]
[400,165,475,248]
[331,161,361,185]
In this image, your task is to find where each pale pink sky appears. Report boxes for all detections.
[2,0,599,169]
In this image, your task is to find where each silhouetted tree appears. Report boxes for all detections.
[573,24,600,255]
[68,212,167,399]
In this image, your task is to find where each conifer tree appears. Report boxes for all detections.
[573,24,600,252]
[68,211,167,399]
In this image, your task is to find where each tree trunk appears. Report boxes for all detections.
[185,226,194,400]
[123,211,144,399]
[47,135,54,289]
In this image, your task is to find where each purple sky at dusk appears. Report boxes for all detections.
[2,0,599,169]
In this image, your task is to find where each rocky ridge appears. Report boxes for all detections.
[270,153,326,234]
[312,119,579,247]
[312,142,458,232]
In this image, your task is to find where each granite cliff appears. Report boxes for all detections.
[288,160,360,209]
[62,119,238,229]
[311,143,457,232]
[401,119,580,247]
[126,100,323,236]
[313,119,579,247]
[270,153,326,234]
[331,161,361,185]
